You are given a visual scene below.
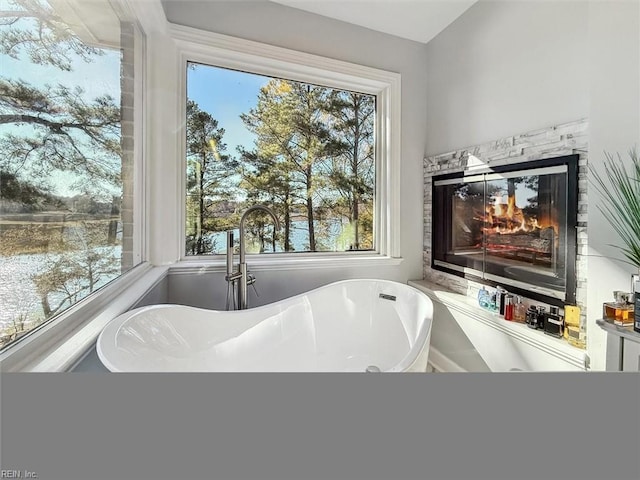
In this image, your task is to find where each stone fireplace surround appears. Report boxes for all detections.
[423,118,588,337]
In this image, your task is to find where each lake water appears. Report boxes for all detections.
[205,219,354,254]
[0,247,121,330]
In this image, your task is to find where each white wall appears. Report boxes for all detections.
[157,1,429,291]
[424,0,640,370]
[425,0,589,156]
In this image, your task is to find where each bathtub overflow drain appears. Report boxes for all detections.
[365,365,381,373]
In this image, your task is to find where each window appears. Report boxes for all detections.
[0,0,143,350]
[174,25,401,261]
[185,63,376,255]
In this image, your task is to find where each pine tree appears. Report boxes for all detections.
[324,90,375,249]
[186,100,237,254]
[241,79,331,251]
[0,79,121,194]
[0,0,122,197]
[238,148,293,251]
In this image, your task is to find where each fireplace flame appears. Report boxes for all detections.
[476,192,557,236]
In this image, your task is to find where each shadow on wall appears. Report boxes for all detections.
[429,301,491,372]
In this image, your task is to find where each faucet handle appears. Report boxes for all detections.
[247,272,259,297]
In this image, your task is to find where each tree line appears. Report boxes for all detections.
[186,72,376,255]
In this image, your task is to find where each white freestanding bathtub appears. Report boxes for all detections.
[96,279,434,372]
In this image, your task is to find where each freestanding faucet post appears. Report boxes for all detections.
[235,205,280,310]
[224,230,237,310]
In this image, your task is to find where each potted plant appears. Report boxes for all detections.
[591,147,640,331]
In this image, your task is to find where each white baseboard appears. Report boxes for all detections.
[427,347,468,372]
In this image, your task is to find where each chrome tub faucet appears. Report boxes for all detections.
[225,205,280,310]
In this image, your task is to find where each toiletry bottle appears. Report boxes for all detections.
[489,290,499,313]
[497,287,507,316]
[513,296,526,323]
[603,291,635,325]
[536,306,546,330]
[526,305,539,329]
[544,306,563,338]
[564,305,585,348]
[504,295,514,321]
[567,326,586,349]
[478,287,490,309]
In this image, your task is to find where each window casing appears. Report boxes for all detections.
[171,24,401,262]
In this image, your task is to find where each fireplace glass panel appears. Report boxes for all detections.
[432,158,575,303]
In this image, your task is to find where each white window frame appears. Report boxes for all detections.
[171,24,402,266]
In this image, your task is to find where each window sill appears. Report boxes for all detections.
[0,263,168,372]
[174,252,404,274]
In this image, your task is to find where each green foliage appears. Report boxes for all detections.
[237,79,375,252]
[590,148,640,268]
[0,170,65,211]
[240,79,331,251]
[185,100,238,254]
[323,90,375,249]
[0,79,121,194]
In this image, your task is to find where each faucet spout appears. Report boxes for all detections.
[237,205,280,309]
[239,205,280,266]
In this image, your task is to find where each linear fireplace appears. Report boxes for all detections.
[431,154,578,306]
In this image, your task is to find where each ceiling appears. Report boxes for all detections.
[270,0,478,44]
[48,0,124,48]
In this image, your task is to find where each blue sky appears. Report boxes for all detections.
[187,63,269,156]
[1,48,120,102]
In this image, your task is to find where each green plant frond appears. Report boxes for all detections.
[591,147,640,268]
